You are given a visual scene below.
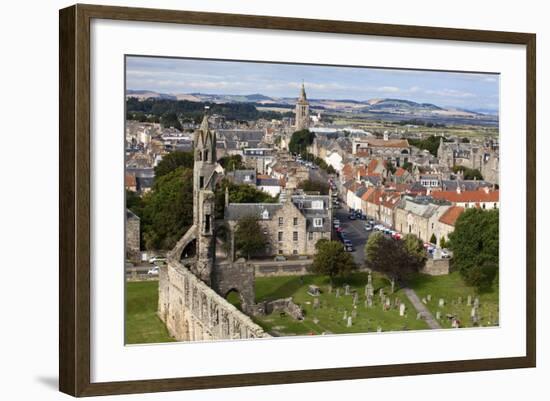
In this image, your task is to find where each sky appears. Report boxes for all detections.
[126,56,500,111]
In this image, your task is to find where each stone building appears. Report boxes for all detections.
[294,82,310,131]
[351,133,411,166]
[437,137,499,184]
[224,193,332,257]
[125,209,140,264]
[394,196,452,244]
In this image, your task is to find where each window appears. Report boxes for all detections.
[293,232,298,241]
[204,214,210,232]
[293,217,298,226]
[312,200,323,209]
[292,250,298,255]
[313,218,323,228]
[199,176,204,188]
[278,250,283,255]
[308,232,313,240]
[278,232,283,241]
[204,150,209,161]
[278,217,283,227]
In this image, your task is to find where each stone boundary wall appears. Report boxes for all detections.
[158,260,270,342]
[252,260,313,277]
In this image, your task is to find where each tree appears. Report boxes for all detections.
[449,208,499,291]
[141,167,194,250]
[440,236,448,249]
[365,232,423,282]
[312,240,357,283]
[288,129,315,155]
[386,161,397,175]
[160,111,182,130]
[214,179,277,218]
[452,165,484,180]
[234,215,268,259]
[297,179,329,195]
[154,151,194,178]
[218,154,244,171]
[429,233,437,244]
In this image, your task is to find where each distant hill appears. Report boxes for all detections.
[125,90,498,121]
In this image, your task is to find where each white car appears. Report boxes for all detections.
[147,266,159,275]
[148,256,166,264]
[441,249,451,259]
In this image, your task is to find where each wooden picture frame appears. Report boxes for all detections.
[59,3,536,397]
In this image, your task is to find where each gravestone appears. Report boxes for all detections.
[436,311,441,320]
[347,316,352,328]
[422,297,427,304]
[343,310,347,320]
[467,295,472,306]
[366,294,373,308]
[313,317,319,324]
[379,288,385,299]
[399,303,406,316]
[313,297,320,309]
[377,326,382,333]
[344,284,350,296]
[328,284,333,294]
[351,309,357,319]
[438,298,445,308]
[353,293,358,306]
[451,318,459,328]
[474,297,480,308]
[390,278,395,294]
[335,288,340,298]
[426,294,432,302]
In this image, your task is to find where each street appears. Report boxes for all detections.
[333,204,373,266]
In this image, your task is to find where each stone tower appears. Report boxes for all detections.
[295,82,310,131]
[193,112,217,284]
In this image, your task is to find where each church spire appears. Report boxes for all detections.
[299,80,307,101]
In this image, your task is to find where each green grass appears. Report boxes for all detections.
[407,271,499,328]
[125,281,175,344]
[252,273,430,336]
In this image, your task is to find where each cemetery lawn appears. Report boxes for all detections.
[407,271,499,329]
[250,272,430,336]
[125,281,175,344]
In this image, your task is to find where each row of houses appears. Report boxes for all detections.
[342,181,499,245]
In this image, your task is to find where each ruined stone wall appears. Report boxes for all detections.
[125,213,140,264]
[158,261,269,342]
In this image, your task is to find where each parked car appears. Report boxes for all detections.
[368,219,375,225]
[441,249,451,258]
[147,266,159,275]
[364,224,373,231]
[336,227,345,233]
[348,214,356,220]
[274,255,287,261]
[333,222,340,229]
[148,256,166,264]
[392,232,402,240]
[333,219,340,225]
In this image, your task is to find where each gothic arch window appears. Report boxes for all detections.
[204,150,209,161]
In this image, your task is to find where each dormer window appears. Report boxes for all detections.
[261,209,270,219]
[312,200,323,210]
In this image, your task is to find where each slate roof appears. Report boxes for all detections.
[225,203,283,220]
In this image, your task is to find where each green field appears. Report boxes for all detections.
[407,271,499,329]
[249,273,430,336]
[125,281,175,344]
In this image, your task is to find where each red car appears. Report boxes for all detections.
[336,227,345,233]
[392,232,402,240]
